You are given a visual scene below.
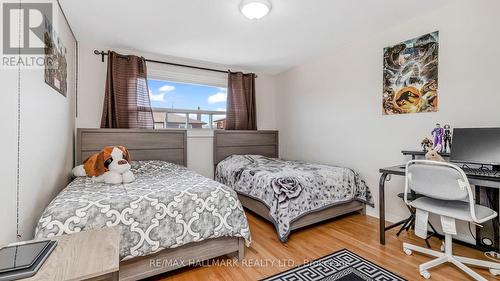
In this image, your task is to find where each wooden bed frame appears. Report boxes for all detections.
[213,130,365,238]
[76,128,244,281]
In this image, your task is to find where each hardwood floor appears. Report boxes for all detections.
[151,211,498,281]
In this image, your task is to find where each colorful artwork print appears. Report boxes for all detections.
[44,17,68,97]
[383,31,439,115]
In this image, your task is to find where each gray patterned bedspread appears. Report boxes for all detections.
[35,160,251,260]
[215,155,373,242]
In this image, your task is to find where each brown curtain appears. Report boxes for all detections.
[101,51,154,129]
[226,72,256,130]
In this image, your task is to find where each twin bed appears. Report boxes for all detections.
[213,130,372,242]
[35,129,249,281]
[34,129,372,280]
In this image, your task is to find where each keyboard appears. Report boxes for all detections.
[461,167,500,178]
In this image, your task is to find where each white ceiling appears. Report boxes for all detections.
[59,0,451,74]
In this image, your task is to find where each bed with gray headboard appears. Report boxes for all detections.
[213,130,279,165]
[214,130,369,242]
[39,128,248,281]
[76,128,187,166]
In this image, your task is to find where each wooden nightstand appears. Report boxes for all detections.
[22,227,120,281]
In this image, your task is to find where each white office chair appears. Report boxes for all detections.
[402,160,500,280]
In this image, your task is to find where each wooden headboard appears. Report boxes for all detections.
[76,128,187,166]
[213,130,279,165]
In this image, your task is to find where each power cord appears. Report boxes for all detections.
[468,222,476,240]
[16,0,22,241]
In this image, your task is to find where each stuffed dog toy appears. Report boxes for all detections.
[425,148,445,162]
[72,146,135,184]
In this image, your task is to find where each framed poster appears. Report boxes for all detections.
[44,18,68,97]
[383,31,439,115]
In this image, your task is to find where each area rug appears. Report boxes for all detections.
[261,249,406,281]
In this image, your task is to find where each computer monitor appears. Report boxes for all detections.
[450,127,500,168]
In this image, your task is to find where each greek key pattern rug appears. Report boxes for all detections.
[262,249,406,281]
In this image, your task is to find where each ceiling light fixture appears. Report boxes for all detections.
[240,0,272,20]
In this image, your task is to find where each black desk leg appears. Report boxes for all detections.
[379,173,389,245]
[495,188,499,251]
[475,186,481,249]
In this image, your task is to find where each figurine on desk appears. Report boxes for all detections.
[443,124,452,153]
[431,123,445,152]
[420,138,433,152]
[425,148,445,162]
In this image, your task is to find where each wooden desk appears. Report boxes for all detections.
[22,227,120,281]
[379,165,500,250]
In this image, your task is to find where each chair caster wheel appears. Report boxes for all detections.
[490,268,500,276]
[404,248,412,256]
[420,270,431,279]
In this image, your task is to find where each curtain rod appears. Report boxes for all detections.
[93,50,257,77]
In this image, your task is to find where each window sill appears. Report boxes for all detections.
[154,128,222,137]
[186,129,215,138]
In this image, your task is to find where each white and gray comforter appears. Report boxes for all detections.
[215,155,373,242]
[35,160,251,260]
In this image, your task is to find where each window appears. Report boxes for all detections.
[153,122,164,129]
[148,79,227,129]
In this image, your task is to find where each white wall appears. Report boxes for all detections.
[275,0,500,242]
[76,42,277,177]
[0,52,18,245]
[0,0,77,245]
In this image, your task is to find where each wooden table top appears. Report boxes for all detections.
[22,227,120,281]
